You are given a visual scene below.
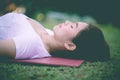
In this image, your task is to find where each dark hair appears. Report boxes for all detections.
[52,24,110,61]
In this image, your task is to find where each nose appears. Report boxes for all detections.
[65,20,72,25]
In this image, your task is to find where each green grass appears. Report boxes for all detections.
[0,24,120,80]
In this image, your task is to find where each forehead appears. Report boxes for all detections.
[76,22,88,32]
[77,22,88,27]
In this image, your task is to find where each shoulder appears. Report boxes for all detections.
[13,34,45,53]
[13,34,51,59]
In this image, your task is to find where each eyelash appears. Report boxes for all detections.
[71,26,73,28]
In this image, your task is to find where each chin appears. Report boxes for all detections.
[53,26,58,31]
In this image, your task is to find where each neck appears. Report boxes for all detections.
[28,18,61,53]
[41,34,61,53]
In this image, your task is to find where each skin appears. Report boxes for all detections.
[0,19,88,59]
[0,39,16,58]
[53,21,88,42]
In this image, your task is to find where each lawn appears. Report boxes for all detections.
[0,24,120,80]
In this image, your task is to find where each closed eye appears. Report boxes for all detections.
[71,25,73,28]
[76,23,78,28]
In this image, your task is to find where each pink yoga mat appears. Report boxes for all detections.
[12,57,84,67]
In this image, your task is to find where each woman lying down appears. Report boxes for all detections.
[0,12,110,61]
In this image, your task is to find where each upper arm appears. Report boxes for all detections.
[0,39,16,58]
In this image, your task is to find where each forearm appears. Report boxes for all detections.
[0,39,16,58]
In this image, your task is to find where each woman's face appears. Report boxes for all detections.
[53,21,88,43]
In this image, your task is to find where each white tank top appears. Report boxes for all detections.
[0,12,52,59]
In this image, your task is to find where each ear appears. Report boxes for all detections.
[64,41,76,51]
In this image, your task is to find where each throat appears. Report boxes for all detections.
[27,18,52,52]
[27,18,48,36]
[41,35,55,53]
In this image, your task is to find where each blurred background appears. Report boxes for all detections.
[0,1,120,80]
[0,0,119,28]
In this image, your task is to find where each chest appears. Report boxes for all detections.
[27,19,48,36]
[0,17,34,39]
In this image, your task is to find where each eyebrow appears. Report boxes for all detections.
[76,23,78,28]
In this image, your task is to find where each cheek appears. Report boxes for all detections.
[63,29,76,39]
[62,27,72,33]
[65,29,75,36]
[61,29,71,37]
